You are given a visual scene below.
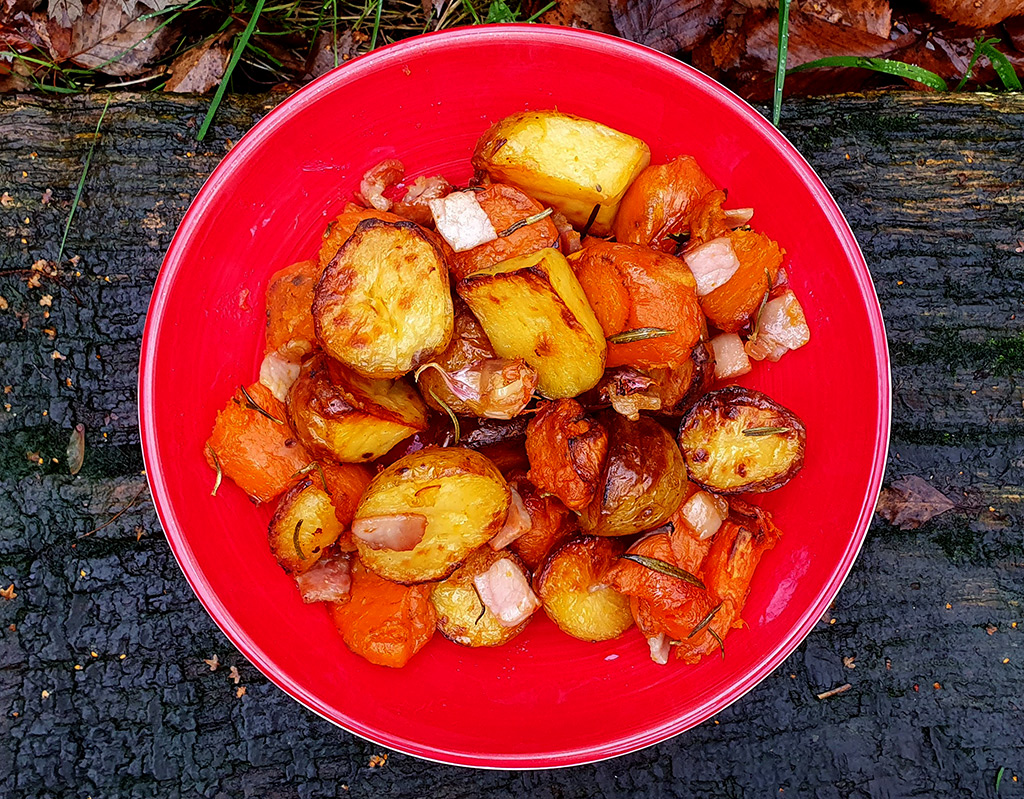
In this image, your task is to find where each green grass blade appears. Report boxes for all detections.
[524,0,555,22]
[58,94,112,265]
[788,56,948,91]
[772,0,791,127]
[978,39,1023,90]
[995,766,1005,793]
[955,37,991,91]
[197,0,268,142]
[370,0,384,49]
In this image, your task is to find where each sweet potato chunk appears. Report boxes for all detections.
[264,259,320,355]
[678,386,806,493]
[570,240,704,370]
[536,536,633,642]
[699,229,785,333]
[313,218,453,379]
[450,184,559,281]
[287,354,428,464]
[205,382,310,504]
[329,560,436,668]
[525,399,609,512]
[267,479,346,573]
[354,447,511,583]
[580,414,689,537]
[430,547,536,647]
[472,110,651,236]
[612,155,718,252]
[458,248,606,398]
[505,474,575,571]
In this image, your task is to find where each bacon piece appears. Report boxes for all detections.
[710,332,751,380]
[684,236,741,297]
[745,289,810,362]
[648,633,671,665]
[351,514,427,551]
[393,174,452,226]
[357,159,404,211]
[473,558,541,628]
[294,550,352,604]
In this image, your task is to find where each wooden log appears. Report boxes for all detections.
[0,91,1021,797]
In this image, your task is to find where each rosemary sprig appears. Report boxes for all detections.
[293,519,306,561]
[428,388,461,445]
[208,446,223,497]
[687,602,724,639]
[773,0,791,127]
[292,461,328,493]
[498,207,553,237]
[709,627,726,659]
[472,582,487,624]
[579,204,601,240]
[620,554,706,589]
[742,426,791,437]
[607,328,674,345]
[239,384,285,425]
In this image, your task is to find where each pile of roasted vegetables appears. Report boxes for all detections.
[205,110,811,668]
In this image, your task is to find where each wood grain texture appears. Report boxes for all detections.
[0,91,1022,798]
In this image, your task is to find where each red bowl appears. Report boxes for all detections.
[139,25,890,768]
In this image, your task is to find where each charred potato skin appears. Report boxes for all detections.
[458,248,607,399]
[268,478,346,573]
[678,386,806,494]
[535,535,633,642]
[354,447,511,584]
[430,547,533,647]
[313,218,454,379]
[580,414,689,537]
[471,111,651,236]
[287,354,428,463]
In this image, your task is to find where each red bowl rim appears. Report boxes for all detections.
[139,24,892,769]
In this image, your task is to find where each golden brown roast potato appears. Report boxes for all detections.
[535,536,633,642]
[318,206,404,271]
[430,547,536,647]
[354,447,511,583]
[313,218,453,379]
[472,111,650,236]
[580,414,689,537]
[268,478,346,573]
[678,386,806,493]
[458,248,606,398]
[287,354,428,464]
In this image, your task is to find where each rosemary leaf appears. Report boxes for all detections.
[687,602,724,639]
[428,388,461,445]
[742,426,791,437]
[620,554,706,589]
[498,207,553,238]
[293,519,306,561]
[709,627,726,659]
[239,384,285,425]
[607,328,674,344]
[579,204,601,240]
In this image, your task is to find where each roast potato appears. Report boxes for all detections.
[430,547,535,647]
[458,247,606,398]
[287,354,428,464]
[472,111,650,236]
[354,447,511,583]
[313,218,453,379]
[678,386,806,493]
[535,535,633,642]
[580,414,689,537]
[268,478,346,573]
[318,205,403,272]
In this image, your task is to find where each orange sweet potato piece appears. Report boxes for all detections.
[688,189,731,247]
[525,399,609,512]
[205,382,311,504]
[265,259,320,354]
[303,461,372,551]
[329,560,436,668]
[449,184,559,281]
[700,229,785,333]
[612,156,718,252]
[318,206,405,271]
[506,474,575,572]
[570,241,704,370]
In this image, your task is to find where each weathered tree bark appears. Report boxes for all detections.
[0,91,1022,798]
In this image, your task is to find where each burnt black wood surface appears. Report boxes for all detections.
[0,91,1022,799]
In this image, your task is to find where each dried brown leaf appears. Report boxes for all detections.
[228,665,241,684]
[164,32,232,94]
[875,475,956,530]
[0,583,16,601]
[610,0,730,54]
[540,0,617,35]
[924,0,1024,27]
[305,30,365,80]
[67,1,175,77]
[204,654,219,671]
[48,0,83,25]
[67,423,85,475]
